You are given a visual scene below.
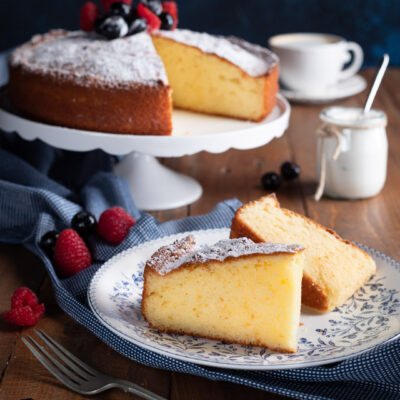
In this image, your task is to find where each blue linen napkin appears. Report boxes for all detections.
[1,59,400,400]
[0,51,10,87]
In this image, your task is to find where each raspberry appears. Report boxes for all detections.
[97,207,136,245]
[11,287,39,309]
[162,1,178,29]
[101,0,132,13]
[136,3,161,32]
[2,287,45,327]
[54,229,92,277]
[3,304,45,327]
[79,2,101,32]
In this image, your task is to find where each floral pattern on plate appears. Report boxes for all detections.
[88,229,400,369]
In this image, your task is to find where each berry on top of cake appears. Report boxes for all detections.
[81,0,178,39]
[142,235,304,353]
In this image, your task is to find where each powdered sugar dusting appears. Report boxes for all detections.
[155,29,279,77]
[147,236,303,276]
[10,30,168,88]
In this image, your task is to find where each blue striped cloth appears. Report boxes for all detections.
[1,61,400,400]
[2,136,400,400]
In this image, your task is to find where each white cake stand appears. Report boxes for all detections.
[0,90,290,210]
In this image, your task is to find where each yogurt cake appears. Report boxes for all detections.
[8,28,279,135]
[142,235,304,353]
[230,194,376,312]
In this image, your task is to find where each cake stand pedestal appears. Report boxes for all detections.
[0,88,290,210]
[114,152,202,211]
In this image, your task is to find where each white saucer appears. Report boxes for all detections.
[280,75,367,104]
[88,228,400,370]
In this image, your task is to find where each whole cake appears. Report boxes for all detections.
[230,194,376,312]
[7,1,279,135]
[142,235,305,353]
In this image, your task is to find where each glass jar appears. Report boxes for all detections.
[316,106,388,200]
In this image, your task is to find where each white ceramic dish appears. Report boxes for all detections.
[269,33,364,93]
[88,228,400,370]
[280,75,367,104]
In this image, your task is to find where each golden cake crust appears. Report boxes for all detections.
[230,194,373,312]
[143,235,303,276]
[8,30,173,135]
[8,66,173,135]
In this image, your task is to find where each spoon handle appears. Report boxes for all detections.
[363,54,389,114]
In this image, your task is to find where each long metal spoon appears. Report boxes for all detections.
[363,54,389,114]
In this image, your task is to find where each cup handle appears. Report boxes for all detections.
[339,42,364,81]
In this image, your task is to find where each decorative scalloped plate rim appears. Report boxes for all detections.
[88,228,400,370]
[0,87,290,157]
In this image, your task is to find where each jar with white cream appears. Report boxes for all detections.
[315,106,388,200]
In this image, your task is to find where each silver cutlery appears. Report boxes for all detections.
[363,53,389,114]
[22,329,167,400]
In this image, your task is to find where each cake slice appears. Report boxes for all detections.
[142,235,304,353]
[151,29,279,122]
[230,195,376,312]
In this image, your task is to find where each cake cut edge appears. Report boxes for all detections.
[151,30,280,122]
[230,194,376,312]
[142,235,305,353]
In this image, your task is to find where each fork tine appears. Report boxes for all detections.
[36,329,97,376]
[25,335,86,384]
[22,336,81,392]
[34,329,92,380]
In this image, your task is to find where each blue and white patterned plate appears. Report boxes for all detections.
[88,228,400,370]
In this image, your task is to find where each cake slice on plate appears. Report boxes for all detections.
[142,235,304,353]
[152,29,279,122]
[230,194,376,312]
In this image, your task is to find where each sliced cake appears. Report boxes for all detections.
[142,235,304,353]
[230,195,376,312]
[152,29,279,121]
[8,1,281,135]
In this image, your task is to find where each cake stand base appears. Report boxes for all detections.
[114,152,202,211]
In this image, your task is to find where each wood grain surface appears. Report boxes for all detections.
[0,69,399,400]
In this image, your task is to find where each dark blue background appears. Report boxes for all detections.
[1,0,399,66]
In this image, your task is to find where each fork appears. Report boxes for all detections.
[22,329,167,400]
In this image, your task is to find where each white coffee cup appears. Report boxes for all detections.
[268,33,364,93]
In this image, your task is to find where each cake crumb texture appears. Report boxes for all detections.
[142,236,304,352]
[230,194,376,312]
[152,30,279,121]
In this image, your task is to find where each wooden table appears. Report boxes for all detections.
[0,69,399,400]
